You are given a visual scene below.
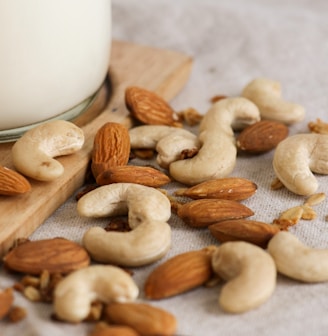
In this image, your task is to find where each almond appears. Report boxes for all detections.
[125,86,181,126]
[0,288,14,320]
[209,219,280,248]
[3,238,90,275]
[104,302,177,336]
[177,199,254,228]
[91,122,131,178]
[144,247,216,299]
[96,165,171,187]
[0,165,31,196]
[89,323,139,336]
[236,120,289,154]
[175,177,257,201]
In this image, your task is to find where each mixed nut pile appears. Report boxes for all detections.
[1,77,328,335]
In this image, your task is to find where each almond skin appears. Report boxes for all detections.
[209,219,280,248]
[144,247,216,300]
[89,323,139,336]
[96,165,171,187]
[0,165,31,196]
[125,86,181,126]
[105,302,177,336]
[91,122,131,179]
[177,199,254,228]
[175,177,257,201]
[0,288,14,320]
[236,120,289,154]
[3,238,90,275]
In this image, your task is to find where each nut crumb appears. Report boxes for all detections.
[304,192,326,207]
[177,107,203,126]
[8,306,27,323]
[179,147,199,160]
[301,205,317,220]
[210,94,227,104]
[23,286,41,302]
[273,206,304,230]
[131,148,155,160]
[271,177,284,190]
[308,118,328,134]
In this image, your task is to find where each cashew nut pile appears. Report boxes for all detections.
[7,77,328,330]
[78,183,172,266]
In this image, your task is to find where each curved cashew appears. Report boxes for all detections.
[12,120,84,181]
[129,125,200,168]
[212,241,276,313]
[273,133,328,195]
[54,265,139,323]
[242,78,305,125]
[78,183,172,266]
[169,97,260,185]
[268,231,328,283]
[156,133,200,169]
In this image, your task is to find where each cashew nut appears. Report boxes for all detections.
[169,97,260,185]
[78,183,172,266]
[12,120,84,181]
[129,125,200,169]
[54,265,139,323]
[273,133,328,195]
[268,231,328,283]
[212,241,276,313]
[242,78,305,125]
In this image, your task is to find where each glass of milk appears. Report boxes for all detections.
[0,0,112,142]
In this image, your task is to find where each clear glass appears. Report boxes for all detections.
[0,0,112,142]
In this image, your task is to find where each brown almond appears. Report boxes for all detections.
[105,302,177,336]
[0,288,14,320]
[209,219,280,248]
[177,199,254,228]
[144,247,216,299]
[236,120,289,154]
[3,238,90,275]
[89,323,140,336]
[125,86,181,126]
[175,177,257,201]
[91,122,131,178]
[96,165,171,187]
[0,165,31,196]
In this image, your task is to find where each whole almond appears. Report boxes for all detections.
[236,120,289,154]
[89,323,139,336]
[175,177,257,201]
[0,288,14,320]
[3,238,90,275]
[105,302,177,336]
[0,165,31,196]
[144,247,216,299]
[96,165,171,187]
[177,199,254,228]
[209,219,280,248]
[125,86,181,126]
[91,122,131,178]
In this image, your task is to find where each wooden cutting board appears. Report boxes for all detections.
[0,40,193,256]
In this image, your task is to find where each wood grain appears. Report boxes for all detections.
[0,40,192,256]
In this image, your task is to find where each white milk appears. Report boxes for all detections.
[0,0,111,131]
